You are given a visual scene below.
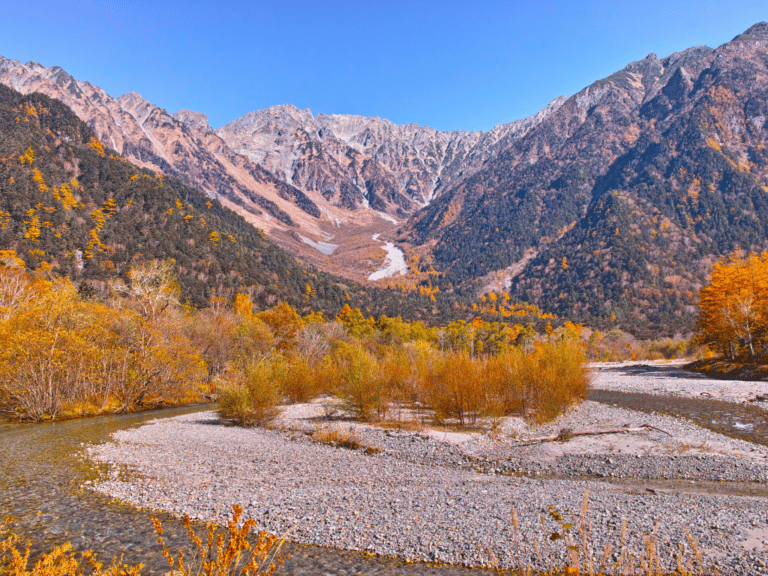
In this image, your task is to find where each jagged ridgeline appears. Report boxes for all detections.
[405,25,768,334]
[0,83,492,322]
[0,84,354,310]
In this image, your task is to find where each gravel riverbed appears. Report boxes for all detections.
[87,364,768,574]
[591,361,768,407]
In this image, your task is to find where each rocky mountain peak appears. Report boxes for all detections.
[117,91,147,108]
[661,45,713,66]
[519,95,568,125]
[264,103,315,124]
[737,21,768,41]
[172,109,213,135]
[218,104,316,136]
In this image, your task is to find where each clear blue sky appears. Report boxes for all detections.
[1,1,765,131]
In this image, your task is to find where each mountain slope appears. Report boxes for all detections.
[216,98,566,215]
[0,58,334,247]
[402,23,768,334]
[0,83,351,311]
[0,83,481,323]
[0,56,564,283]
[6,23,768,335]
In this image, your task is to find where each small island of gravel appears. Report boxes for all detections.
[87,362,768,575]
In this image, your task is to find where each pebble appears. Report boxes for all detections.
[86,366,768,575]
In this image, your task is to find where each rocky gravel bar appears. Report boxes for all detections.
[87,366,768,575]
[591,361,768,407]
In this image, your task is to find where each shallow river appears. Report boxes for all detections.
[2,387,767,574]
[0,406,479,575]
[589,389,768,446]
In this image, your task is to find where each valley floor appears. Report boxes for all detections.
[87,363,768,574]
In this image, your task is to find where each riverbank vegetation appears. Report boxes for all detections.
[0,507,286,576]
[0,257,593,424]
[0,259,207,420]
[0,255,704,425]
[696,251,768,362]
[687,251,768,379]
[0,500,715,576]
[217,330,590,427]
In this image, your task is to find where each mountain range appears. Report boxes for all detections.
[4,22,768,334]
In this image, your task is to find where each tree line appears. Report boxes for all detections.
[0,257,590,424]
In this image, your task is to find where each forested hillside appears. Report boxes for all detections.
[0,84,354,312]
[0,83,542,325]
[402,23,768,334]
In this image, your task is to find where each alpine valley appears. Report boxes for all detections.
[4,22,768,335]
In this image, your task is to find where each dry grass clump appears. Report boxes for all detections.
[0,517,143,576]
[490,492,714,576]
[312,426,382,454]
[152,504,286,576]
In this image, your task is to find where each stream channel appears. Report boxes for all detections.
[1,389,767,574]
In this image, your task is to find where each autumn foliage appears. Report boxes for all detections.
[0,259,206,420]
[216,301,590,426]
[696,251,768,361]
[0,254,589,425]
[0,506,286,576]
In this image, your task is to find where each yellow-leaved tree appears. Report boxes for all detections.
[697,252,768,361]
[0,260,207,419]
[108,260,206,411]
[0,271,103,419]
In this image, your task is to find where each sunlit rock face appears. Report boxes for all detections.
[0,55,563,283]
[214,99,564,214]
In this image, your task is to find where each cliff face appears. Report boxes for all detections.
[215,98,565,214]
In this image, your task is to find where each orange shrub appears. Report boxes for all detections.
[422,350,486,426]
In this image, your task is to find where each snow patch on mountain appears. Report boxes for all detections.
[299,235,338,255]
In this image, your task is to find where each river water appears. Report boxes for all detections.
[2,388,767,574]
[0,406,479,575]
[588,389,768,446]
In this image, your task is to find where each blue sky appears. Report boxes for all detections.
[1,1,765,131]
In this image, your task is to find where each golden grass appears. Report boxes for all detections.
[152,504,287,576]
[0,495,720,576]
[312,426,383,454]
[0,506,286,576]
[489,491,715,576]
[0,517,143,576]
